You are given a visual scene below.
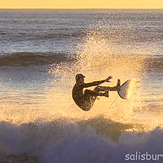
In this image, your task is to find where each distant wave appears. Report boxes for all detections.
[0,31,87,42]
[144,56,163,71]
[36,31,87,40]
[0,52,75,66]
[0,52,162,71]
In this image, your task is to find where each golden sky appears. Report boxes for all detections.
[1,0,163,9]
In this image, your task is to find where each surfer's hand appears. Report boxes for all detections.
[105,76,112,82]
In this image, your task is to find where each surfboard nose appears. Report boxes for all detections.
[117,79,137,99]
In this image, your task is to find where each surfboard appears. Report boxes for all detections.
[117,79,136,99]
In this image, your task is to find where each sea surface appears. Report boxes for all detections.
[0,9,162,162]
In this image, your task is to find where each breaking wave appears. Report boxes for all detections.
[0,117,163,163]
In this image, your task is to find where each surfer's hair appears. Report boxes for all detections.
[75,74,85,81]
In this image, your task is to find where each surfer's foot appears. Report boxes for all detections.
[116,79,121,89]
[103,91,109,97]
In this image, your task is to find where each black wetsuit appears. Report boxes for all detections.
[72,80,106,111]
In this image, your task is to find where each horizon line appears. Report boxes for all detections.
[0,8,163,10]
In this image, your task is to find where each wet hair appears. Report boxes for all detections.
[75,74,85,81]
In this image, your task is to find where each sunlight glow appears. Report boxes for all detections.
[1,0,163,9]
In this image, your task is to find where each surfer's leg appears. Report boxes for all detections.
[96,79,121,91]
[110,79,121,91]
[82,90,97,111]
[84,89,108,97]
[93,87,109,97]
[82,89,109,111]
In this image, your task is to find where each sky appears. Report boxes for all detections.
[1,0,163,9]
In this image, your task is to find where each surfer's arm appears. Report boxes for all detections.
[83,76,112,88]
[84,80,106,88]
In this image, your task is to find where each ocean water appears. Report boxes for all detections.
[0,9,163,162]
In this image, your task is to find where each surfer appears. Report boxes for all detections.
[72,74,120,111]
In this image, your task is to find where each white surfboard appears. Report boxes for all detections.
[117,79,136,99]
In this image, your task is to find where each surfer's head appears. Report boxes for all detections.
[75,74,85,83]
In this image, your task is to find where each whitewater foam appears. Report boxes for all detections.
[0,119,163,163]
